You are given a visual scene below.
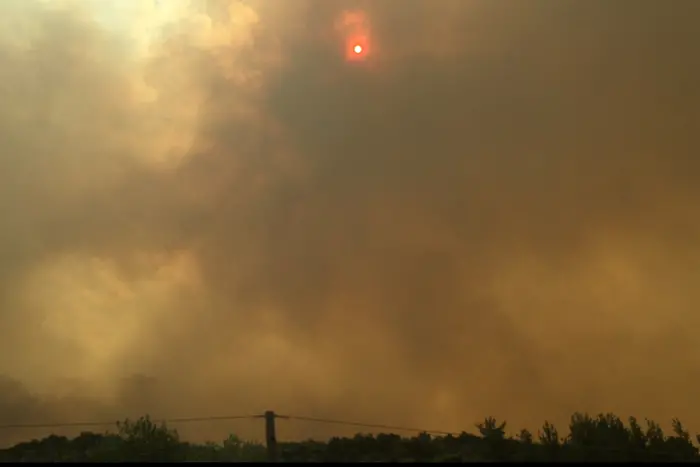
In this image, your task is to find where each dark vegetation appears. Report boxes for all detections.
[1,413,699,462]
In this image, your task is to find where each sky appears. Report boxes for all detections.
[1,0,700,446]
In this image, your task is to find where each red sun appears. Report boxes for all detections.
[338,10,371,62]
[346,36,369,62]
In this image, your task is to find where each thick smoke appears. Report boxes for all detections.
[1,0,699,445]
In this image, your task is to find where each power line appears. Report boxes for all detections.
[0,421,114,430]
[279,414,460,437]
[0,413,455,436]
[0,414,261,430]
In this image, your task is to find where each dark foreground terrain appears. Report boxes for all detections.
[1,413,698,462]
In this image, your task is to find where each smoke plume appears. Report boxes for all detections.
[1,0,699,445]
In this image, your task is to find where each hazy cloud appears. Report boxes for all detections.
[1,0,699,445]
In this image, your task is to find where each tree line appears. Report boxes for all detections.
[1,412,698,462]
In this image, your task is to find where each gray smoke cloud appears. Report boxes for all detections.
[1,0,699,446]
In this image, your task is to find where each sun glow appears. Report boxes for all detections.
[338,10,371,62]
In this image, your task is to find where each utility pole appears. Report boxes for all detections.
[264,410,278,462]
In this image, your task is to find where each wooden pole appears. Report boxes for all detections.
[264,410,278,462]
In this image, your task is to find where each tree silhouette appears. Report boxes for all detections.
[1,411,699,462]
[116,415,183,462]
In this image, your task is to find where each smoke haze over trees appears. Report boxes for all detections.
[1,0,699,445]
